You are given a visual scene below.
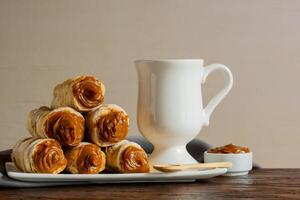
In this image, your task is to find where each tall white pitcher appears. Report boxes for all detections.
[136,59,233,164]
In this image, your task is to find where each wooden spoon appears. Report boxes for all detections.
[153,162,232,172]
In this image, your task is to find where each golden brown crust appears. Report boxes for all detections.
[65,143,106,174]
[51,75,105,112]
[11,137,67,173]
[86,104,129,147]
[27,107,85,146]
[121,146,149,173]
[105,140,150,173]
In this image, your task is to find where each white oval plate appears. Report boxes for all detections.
[6,162,227,183]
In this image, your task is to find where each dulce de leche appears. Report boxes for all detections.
[208,144,250,154]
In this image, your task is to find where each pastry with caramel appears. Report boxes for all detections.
[27,106,84,146]
[65,142,106,174]
[104,140,150,173]
[85,104,129,147]
[11,137,67,173]
[51,75,105,112]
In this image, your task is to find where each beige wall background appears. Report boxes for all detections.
[0,0,299,167]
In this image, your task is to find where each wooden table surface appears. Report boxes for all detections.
[0,169,299,200]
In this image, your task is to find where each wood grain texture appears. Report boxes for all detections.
[0,169,299,199]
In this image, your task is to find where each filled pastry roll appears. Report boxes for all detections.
[85,104,129,147]
[65,142,106,174]
[27,106,85,146]
[51,75,105,112]
[105,140,150,173]
[11,137,67,173]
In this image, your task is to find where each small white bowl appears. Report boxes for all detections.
[204,151,253,176]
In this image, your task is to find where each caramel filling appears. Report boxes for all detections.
[72,76,104,108]
[46,111,84,146]
[208,144,250,154]
[33,140,67,173]
[97,112,128,143]
[121,146,149,173]
[76,144,104,174]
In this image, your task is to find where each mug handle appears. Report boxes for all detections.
[202,64,233,126]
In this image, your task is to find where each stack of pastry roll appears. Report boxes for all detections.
[11,75,150,174]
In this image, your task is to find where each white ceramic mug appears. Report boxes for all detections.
[135,59,233,164]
